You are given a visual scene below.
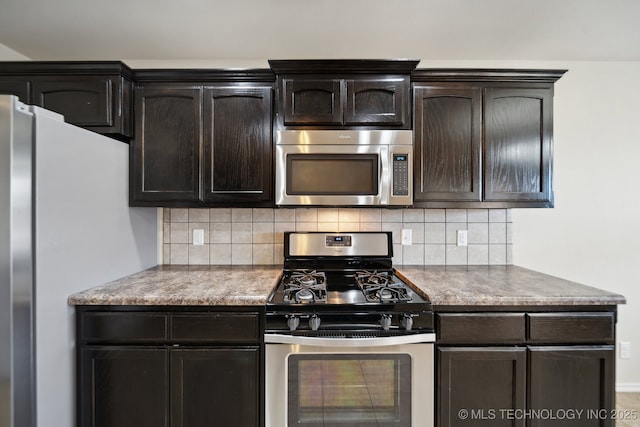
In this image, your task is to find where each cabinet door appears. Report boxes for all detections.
[0,78,30,102]
[282,78,343,125]
[131,86,202,204]
[31,76,114,127]
[484,87,554,205]
[171,347,261,427]
[528,346,615,427]
[414,87,482,202]
[203,86,272,204]
[79,347,169,427]
[344,77,409,126]
[438,347,526,427]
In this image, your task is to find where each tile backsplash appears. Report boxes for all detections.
[162,208,512,266]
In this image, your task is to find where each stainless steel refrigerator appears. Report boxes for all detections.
[0,95,158,427]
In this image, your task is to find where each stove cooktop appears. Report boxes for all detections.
[268,268,429,308]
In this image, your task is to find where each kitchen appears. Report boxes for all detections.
[1,1,639,427]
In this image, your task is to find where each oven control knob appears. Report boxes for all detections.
[309,315,321,331]
[287,316,300,331]
[379,314,392,331]
[402,314,414,331]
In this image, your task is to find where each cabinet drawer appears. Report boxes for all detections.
[80,312,168,343]
[527,312,615,343]
[170,313,260,343]
[437,313,525,344]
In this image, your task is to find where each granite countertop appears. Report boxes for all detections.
[397,265,627,306]
[68,264,626,307]
[67,265,282,306]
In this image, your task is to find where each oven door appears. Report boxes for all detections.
[265,335,434,427]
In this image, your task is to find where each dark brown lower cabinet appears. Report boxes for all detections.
[77,308,263,427]
[79,347,169,427]
[528,346,615,427]
[171,347,260,427]
[437,345,615,427]
[438,347,527,427]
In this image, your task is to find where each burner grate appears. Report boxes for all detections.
[355,270,412,303]
[283,270,327,303]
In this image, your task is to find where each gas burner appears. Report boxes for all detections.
[283,270,327,303]
[355,270,412,303]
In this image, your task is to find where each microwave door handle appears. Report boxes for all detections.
[264,333,436,346]
[380,147,390,204]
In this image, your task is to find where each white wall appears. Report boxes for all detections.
[511,61,640,389]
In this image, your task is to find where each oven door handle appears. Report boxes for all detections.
[264,333,435,347]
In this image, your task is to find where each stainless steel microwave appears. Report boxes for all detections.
[275,130,413,206]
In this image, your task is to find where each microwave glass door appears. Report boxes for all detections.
[287,354,411,426]
[286,154,379,196]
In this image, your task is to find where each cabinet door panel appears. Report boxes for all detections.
[528,346,614,427]
[79,347,168,427]
[438,347,526,427]
[414,87,482,202]
[203,86,272,203]
[171,347,260,427]
[131,86,201,203]
[484,88,553,203]
[345,78,409,126]
[282,78,343,125]
[32,77,113,127]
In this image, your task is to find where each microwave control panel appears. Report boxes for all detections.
[392,154,409,196]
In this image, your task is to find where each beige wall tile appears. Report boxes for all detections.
[164,207,513,267]
[296,208,317,222]
[170,223,189,244]
[232,223,252,244]
[446,245,468,265]
[210,223,231,243]
[425,223,446,244]
[189,208,209,223]
[318,208,339,222]
[338,208,360,223]
[170,244,188,264]
[253,222,275,244]
[253,244,274,265]
[275,209,295,222]
[171,208,189,223]
[210,244,231,265]
[425,245,446,265]
[232,244,253,264]
[253,208,274,222]
[232,208,252,222]
[424,209,445,222]
[210,208,231,222]
[189,245,209,265]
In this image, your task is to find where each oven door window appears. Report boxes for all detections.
[286,154,379,195]
[288,354,411,426]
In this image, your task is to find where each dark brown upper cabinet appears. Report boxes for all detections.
[282,78,343,125]
[484,87,553,203]
[0,62,133,140]
[270,59,417,129]
[414,86,482,203]
[203,86,273,204]
[130,69,274,207]
[412,69,566,208]
[0,77,30,102]
[131,85,202,204]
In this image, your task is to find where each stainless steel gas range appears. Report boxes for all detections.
[265,231,435,427]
